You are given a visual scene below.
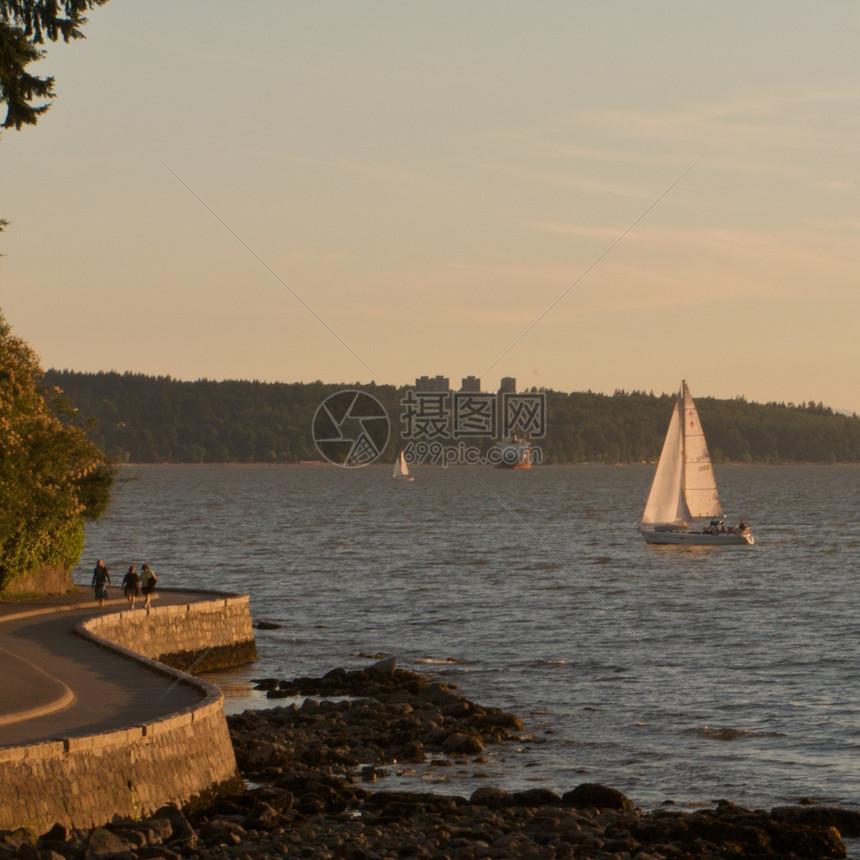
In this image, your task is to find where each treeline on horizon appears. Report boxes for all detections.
[42,370,860,466]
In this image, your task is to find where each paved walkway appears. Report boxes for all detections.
[0,586,227,748]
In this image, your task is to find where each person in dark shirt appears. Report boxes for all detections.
[121,565,141,609]
[140,563,158,609]
[91,559,111,608]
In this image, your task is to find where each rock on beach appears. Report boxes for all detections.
[2,662,854,859]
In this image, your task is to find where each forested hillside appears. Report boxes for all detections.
[42,370,860,465]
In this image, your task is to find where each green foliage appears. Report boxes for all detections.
[0,312,113,590]
[41,371,860,466]
[0,0,109,131]
[0,517,84,590]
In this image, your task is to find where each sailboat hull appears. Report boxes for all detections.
[640,527,754,546]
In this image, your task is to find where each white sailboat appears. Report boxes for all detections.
[640,381,753,546]
[392,450,414,481]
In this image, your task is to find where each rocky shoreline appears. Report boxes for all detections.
[2,661,857,858]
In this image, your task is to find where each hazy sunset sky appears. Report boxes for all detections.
[2,2,858,412]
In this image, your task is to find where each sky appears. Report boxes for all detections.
[2,1,859,413]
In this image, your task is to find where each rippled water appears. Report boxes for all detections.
[72,463,860,814]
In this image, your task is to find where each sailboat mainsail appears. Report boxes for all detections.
[640,381,752,545]
[392,450,413,480]
[679,383,721,519]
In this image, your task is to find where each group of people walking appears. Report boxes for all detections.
[91,559,158,610]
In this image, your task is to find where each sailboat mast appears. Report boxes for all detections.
[679,380,686,495]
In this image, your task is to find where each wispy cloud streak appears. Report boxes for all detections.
[485,164,695,372]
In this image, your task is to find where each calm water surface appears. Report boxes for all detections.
[72,464,860,815]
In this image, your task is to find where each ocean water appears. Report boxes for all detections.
[71,463,860,816]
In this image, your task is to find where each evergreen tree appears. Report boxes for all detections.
[0,0,109,131]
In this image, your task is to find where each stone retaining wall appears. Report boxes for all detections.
[82,593,258,672]
[0,594,256,833]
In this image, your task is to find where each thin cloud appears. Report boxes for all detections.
[569,89,860,152]
[460,157,657,201]
[341,225,860,327]
[240,144,445,190]
[815,179,856,193]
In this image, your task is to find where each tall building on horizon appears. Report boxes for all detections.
[415,375,450,392]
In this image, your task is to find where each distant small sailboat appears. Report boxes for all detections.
[392,450,414,481]
[639,381,754,546]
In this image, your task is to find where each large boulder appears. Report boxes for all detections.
[470,786,511,808]
[563,783,634,810]
[370,656,397,675]
[83,827,131,858]
[442,731,484,755]
[772,805,860,838]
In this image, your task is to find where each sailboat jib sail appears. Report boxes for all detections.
[641,394,689,527]
[640,381,753,546]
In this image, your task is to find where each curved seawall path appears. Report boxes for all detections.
[0,588,255,832]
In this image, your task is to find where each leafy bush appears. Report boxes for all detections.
[0,311,113,592]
